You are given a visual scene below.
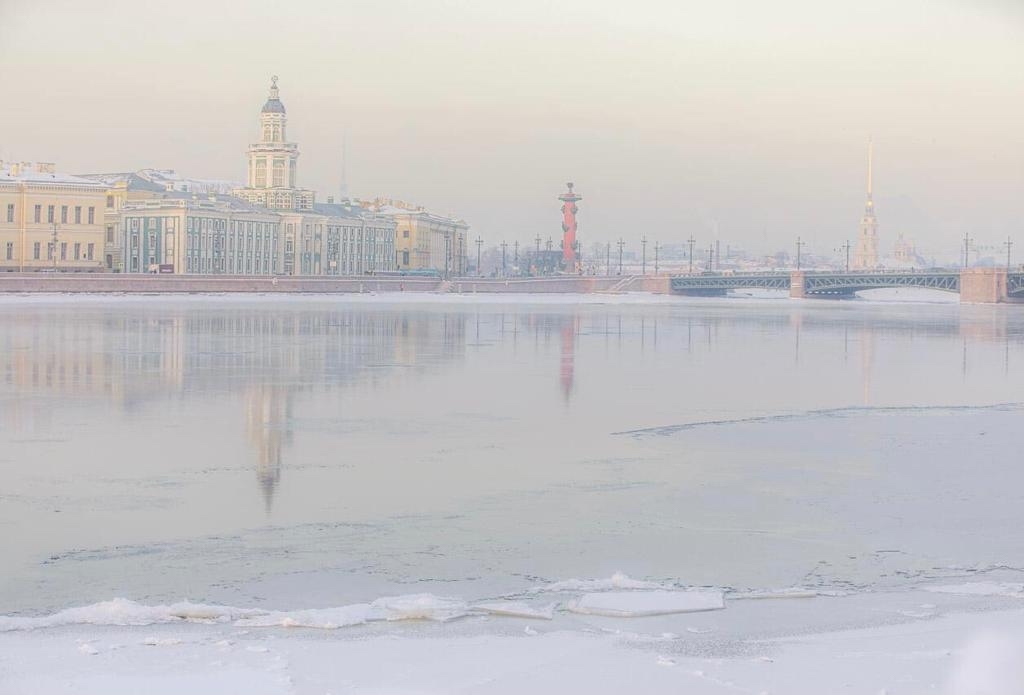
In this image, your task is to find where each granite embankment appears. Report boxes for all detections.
[0,274,671,294]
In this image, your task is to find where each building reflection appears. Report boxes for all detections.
[0,307,466,511]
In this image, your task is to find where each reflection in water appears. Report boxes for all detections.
[0,307,468,509]
[1,301,1021,512]
[559,317,578,402]
[245,385,291,512]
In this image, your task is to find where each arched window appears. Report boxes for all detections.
[272,125,280,141]
[263,126,271,141]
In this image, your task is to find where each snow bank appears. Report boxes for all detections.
[0,598,258,632]
[947,629,1024,695]
[568,590,725,617]
[1,594,470,633]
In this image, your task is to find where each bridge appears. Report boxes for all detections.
[671,269,1024,304]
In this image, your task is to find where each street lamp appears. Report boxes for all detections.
[795,236,806,271]
[50,221,60,272]
[835,239,851,272]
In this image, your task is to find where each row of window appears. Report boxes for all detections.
[7,204,97,225]
[7,241,95,261]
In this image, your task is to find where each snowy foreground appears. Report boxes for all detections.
[4,579,1024,694]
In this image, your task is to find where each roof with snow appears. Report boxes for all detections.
[1,165,105,188]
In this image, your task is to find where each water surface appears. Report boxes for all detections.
[2,294,1022,614]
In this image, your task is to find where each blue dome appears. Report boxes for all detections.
[261,98,286,114]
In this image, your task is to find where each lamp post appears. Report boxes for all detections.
[641,235,647,275]
[796,236,806,270]
[605,242,611,276]
[50,222,60,272]
[616,238,625,275]
[835,239,851,272]
[500,241,507,277]
[963,232,972,268]
[654,240,660,274]
[1005,236,1013,270]
[475,236,483,276]
[687,236,696,274]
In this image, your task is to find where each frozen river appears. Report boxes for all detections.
[2,293,1024,693]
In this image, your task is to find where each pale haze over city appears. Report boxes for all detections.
[2,0,1022,258]
[2,2,1024,694]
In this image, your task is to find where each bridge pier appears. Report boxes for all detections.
[960,268,1014,304]
[789,271,807,299]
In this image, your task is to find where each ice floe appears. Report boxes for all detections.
[568,590,725,617]
[371,594,469,622]
[923,582,1024,598]
[531,572,673,593]
[472,601,556,620]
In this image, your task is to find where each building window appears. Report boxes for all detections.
[87,243,94,260]
[5,242,13,260]
[106,195,114,209]
[402,250,410,265]
[33,242,40,260]
[403,229,409,238]
[74,243,81,260]
[60,242,67,260]
[75,206,82,224]
[106,225,114,243]
[88,207,95,224]
[5,204,13,222]
[61,206,68,224]
[47,205,54,223]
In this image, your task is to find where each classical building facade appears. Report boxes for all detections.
[0,162,106,272]
[120,195,281,274]
[368,199,468,275]
[233,76,315,211]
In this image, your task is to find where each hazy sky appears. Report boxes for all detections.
[1,0,1021,259]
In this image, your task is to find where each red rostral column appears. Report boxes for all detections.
[559,182,582,268]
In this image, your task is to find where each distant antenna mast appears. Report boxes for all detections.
[340,133,349,200]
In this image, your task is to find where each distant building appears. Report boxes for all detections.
[0,161,106,272]
[232,76,315,211]
[365,198,467,275]
[852,141,880,270]
[103,78,396,275]
[119,194,281,274]
[892,233,926,268]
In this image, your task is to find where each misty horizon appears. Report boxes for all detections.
[2,0,1021,260]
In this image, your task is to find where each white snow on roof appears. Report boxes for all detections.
[0,166,105,187]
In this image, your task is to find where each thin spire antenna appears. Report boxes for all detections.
[867,137,873,199]
[340,132,349,199]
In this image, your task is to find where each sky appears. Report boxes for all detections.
[1,0,1021,260]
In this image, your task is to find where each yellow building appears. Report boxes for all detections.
[368,199,468,275]
[0,161,106,272]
